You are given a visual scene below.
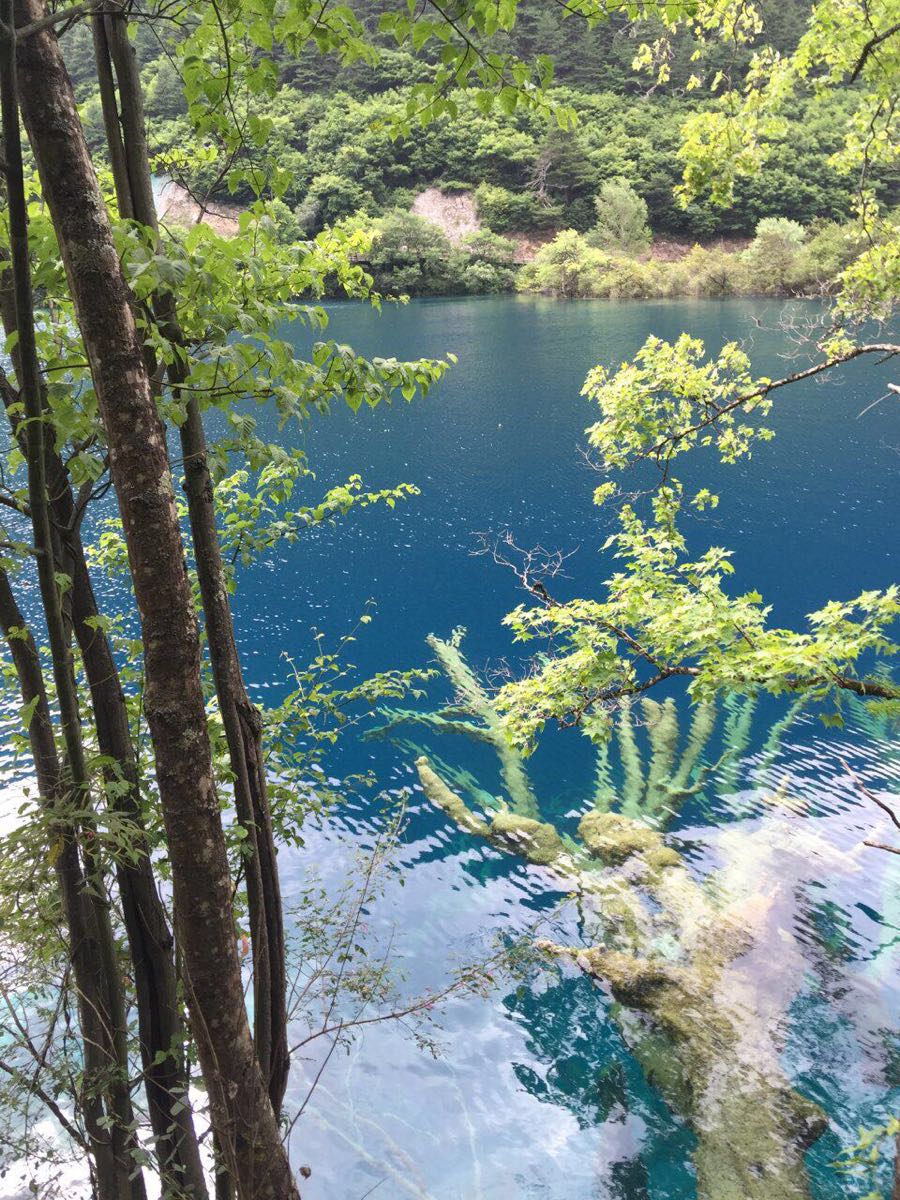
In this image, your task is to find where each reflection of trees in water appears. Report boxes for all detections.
[370,632,896,1200]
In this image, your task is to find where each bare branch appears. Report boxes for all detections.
[16,0,104,40]
[848,21,900,83]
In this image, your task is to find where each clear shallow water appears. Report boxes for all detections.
[5,297,898,1198]
[235,296,898,1199]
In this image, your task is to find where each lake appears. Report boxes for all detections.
[232,296,897,1200]
[5,295,898,1199]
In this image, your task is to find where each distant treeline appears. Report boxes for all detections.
[331,207,876,299]
[62,0,895,280]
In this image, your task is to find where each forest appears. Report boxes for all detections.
[58,0,898,296]
[0,0,896,1198]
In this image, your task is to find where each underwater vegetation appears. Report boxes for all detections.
[370,631,896,1200]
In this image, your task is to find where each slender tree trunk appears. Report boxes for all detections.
[90,10,132,219]
[0,256,209,1200]
[13,7,300,1195]
[0,25,146,1198]
[0,571,129,1200]
[94,9,289,1114]
[180,399,290,1110]
[64,508,210,1200]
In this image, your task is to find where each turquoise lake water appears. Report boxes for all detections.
[225,296,899,1199]
[4,296,896,1199]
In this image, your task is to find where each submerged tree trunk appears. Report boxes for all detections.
[92,10,289,1115]
[13,6,299,1196]
[420,756,826,1200]
[384,634,826,1200]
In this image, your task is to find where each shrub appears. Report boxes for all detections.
[475,182,560,233]
[460,229,518,265]
[668,245,752,297]
[366,210,465,295]
[744,217,807,293]
[461,260,511,293]
[600,257,666,298]
[589,178,652,256]
[296,173,379,233]
[788,219,868,293]
[516,231,614,297]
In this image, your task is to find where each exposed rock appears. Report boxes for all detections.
[410,188,481,245]
[156,177,241,237]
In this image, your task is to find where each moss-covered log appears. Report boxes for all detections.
[386,631,823,1197]
[416,754,826,1200]
[371,632,540,818]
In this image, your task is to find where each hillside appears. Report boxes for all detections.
[62,1,896,297]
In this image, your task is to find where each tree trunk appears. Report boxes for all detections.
[0,20,148,1198]
[0,571,134,1200]
[94,10,289,1115]
[0,258,208,1200]
[13,7,300,1195]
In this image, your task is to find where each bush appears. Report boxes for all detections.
[461,260,511,293]
[743,217,807,293]
[516,231,614,297]
[460,229,517,265]
[599,257,666,298]
[296,173,379,233]
[788,219,868,293]
[668,244,751,297]
[588,178,652,256]
[460,230,518,291]
[366,210,465,295]
[475,182,560,233]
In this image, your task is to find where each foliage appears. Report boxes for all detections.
[474,180,558,232]
[516,210,884,297]
[515,230,614,298]
[744,216,808,292]
[5,0,898,1190]
[588,177,652,256]
[834,1117,900,1198]
[496,492,899,751]
[353,209,465,294]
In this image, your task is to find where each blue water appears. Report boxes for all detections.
[6,296,895,1198]
[210,296,899,1199]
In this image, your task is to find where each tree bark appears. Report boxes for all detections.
[0,258,209,1200]
[13,6,300,1195]
[0,571,135,1200]
[94,10,289,1115]
[0,26,145,1196]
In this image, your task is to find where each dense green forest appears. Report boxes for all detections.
[61,0,897,296]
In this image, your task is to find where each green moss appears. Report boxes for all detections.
[693,1083,827,1200]
[578,810,664,864]
[582,948,682,1000]
[416,757,491,837]
[644,845,682,873]
[489,810,565,866]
